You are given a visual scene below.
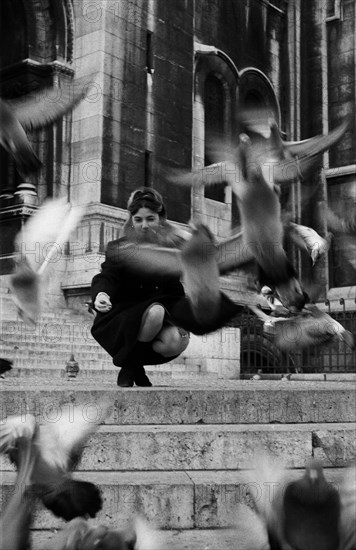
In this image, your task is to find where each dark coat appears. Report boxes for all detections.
[91,238,242,367]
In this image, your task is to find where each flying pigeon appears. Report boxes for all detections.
[172,132,306,312]
[285,222,331,265]
[246,454,342,550]
[0,400,111,521]
[283,459,341,550]
[0,76,94,176]
[9,197,85,324]
[106,227,253,280]
[249,303,355,351]
[49,515,161,550]
[179,223,221,325]
[0,420,36,550]
[236,106,350,185]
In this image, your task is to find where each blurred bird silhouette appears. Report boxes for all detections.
[236,107,350,185]
[105,226,253,284]
[171,132,306,312]
[0,400,111,522]
[246,454,344,550]
[249,303,355,352]
[49,515,161,550]
[0,419,36,550]
[283,459,340,550]
[179,223,221,325]
[0,76,94,176]
[170,108,349,312]
[9,198,84,325]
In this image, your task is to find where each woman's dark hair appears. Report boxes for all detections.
[126,187,167,218]
[120,186,189,248]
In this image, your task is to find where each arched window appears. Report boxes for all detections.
[204,74,226,202]
[193,47,239,234]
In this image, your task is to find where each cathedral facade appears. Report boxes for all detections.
[0,0,355,369]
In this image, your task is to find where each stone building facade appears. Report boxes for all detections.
[0,0,355,369]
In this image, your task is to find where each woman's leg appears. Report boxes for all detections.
[137,304,165,342]
[152,325,190,357]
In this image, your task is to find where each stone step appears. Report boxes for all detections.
[0,469,346,531]
[1,362,203,379]
[31,528,264,550]
[1,385,355,425]
[1,423,354,472]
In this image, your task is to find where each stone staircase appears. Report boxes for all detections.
[1,380,355,549]
[0,276,207,380]
[1,276,356,548]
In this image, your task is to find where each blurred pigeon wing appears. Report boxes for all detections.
[180,224,221,324]
[0,415,36,454]
[244,451,289,549]
[14,198,84,274]
[14,198,71,271]
[0,100,42,175]
[37,203,85,275]
[10,76,94,132]
[108,241,182,278]
[0,437,36,550]
[217,230,255,274]
[9,257,41,324]
[172,162,245,196]
[275,117,350,184]
[132,515,162,550]
[38,400,111,470]
[48,518,91,550]
[111,231,252,279]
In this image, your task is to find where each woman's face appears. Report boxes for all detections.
[132,207,160,233]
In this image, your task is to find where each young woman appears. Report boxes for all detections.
[91,187,241,387]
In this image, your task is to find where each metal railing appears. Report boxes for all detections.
[234,302,356,374]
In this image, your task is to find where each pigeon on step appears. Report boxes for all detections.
[0,400,111,522]
[0,76,94,176]
[9,197,85,325]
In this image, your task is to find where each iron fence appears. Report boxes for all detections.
[234,302,356,374]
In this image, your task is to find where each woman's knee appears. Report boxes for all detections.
[138,304,165,342]
[152,326,190,356]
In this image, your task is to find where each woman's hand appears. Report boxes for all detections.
[94,292,112,313]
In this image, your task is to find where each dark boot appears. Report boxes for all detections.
[117,366,134,388]
[134,365,152,387]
